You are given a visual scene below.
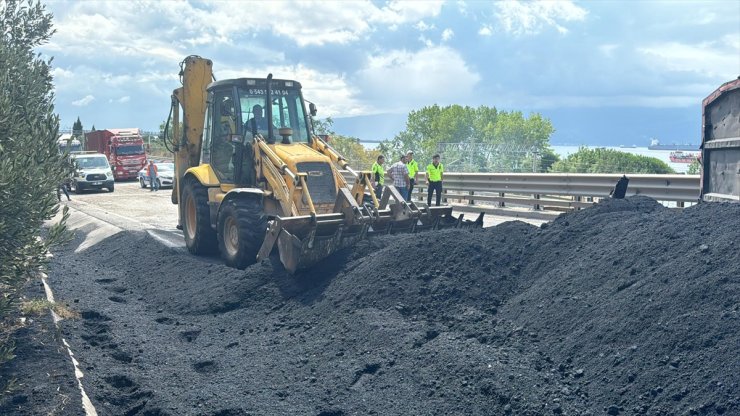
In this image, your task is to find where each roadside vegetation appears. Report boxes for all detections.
[378,104,559,172]
[0,0,68,395]
[312,117,380,169]
[19,299,79,319]
[550,147,675,174]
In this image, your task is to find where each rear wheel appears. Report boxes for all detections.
[218,198,267,269]
[181,178,218,255]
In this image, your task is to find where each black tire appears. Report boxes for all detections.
[156,178,162,189]
[108,184,114,192]
[181,178,218,255]
[218,197,267,270]
[140,177,146,188]
[72,180,82,194]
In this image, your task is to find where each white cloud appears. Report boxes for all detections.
[118,96,130,103]
[638,38,740,79]
[215,63,368,117]
[478,26,493,36]
[72,95,95,107]
[418,35,434,47]
[415,20,435,31]
[489,93,699,109]
[494,0,587,35]
[441,28,454,41]
[354,46,481,112]
[379,1,444,24]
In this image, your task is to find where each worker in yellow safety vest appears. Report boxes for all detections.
[405,150,418,201]
[371,154,385,199]
[426,154,444,206]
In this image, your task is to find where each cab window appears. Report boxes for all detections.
[210,91,237,182]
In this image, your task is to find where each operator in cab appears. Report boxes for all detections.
[246,104,272,135]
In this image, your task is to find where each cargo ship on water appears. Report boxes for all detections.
[648,138,698,151]
[669,151,699,163]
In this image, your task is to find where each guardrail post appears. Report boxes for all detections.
[677,201,684,208]
[468,190,475,205]
[499,192,505,207]
[443,188,448,204]
[533,194,541,210]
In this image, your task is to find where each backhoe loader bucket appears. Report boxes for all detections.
[365,185,421,235]
[259,214,368,273]
[257,188,371,273]
[414,203,457,232]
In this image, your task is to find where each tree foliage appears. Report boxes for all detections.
[312,117,380,171]
[549,147,675,174]
[0,0,68,387]
[72,116,83,138]
[380,104,557,172]
[687,160,700,175]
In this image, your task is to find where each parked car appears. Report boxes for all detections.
[69,152,115,193]
[138,162,174,189]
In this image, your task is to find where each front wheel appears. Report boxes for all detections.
[218,198,267,270]
[107,183,114,193]
[140,177,146,188]
[72,180,82,194]
[181,178,218,255]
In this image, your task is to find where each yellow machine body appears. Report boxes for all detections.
[165,56,466,273]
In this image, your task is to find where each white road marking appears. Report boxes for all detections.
[146,229,185,248]
[38,270,98,416]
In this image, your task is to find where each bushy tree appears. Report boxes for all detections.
[0,0,68,389]
[381,105,556,172]
[312,117,380,171]
[72,116,83,138]
[549,147,675,174]
[687,160,700,175]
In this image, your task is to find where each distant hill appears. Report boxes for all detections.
[331,106,701,147]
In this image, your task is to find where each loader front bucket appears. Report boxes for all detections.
[415,203,456,232]
[258,214,368,274]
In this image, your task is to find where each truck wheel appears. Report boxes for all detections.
[218,198,267,270]
[181,178,218,255]
[108,184,114,192]
[72,181,82,194]
[140,177,146,188]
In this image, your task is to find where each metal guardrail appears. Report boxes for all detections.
[341,171,701,218]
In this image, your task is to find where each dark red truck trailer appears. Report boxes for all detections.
[85,128,147,180]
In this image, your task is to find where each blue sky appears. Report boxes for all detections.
[41,0,739,145]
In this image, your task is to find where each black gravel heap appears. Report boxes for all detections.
[49,196,739,415]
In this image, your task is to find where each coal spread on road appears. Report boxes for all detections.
[43,196,738,415]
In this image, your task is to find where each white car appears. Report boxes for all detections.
[138,162,174,189]
[69,152,115,193]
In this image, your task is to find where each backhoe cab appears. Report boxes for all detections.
[167,56,478,273]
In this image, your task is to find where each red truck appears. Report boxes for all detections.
[85,128,147,180]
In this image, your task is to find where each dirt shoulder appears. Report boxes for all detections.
[0,280,81,415]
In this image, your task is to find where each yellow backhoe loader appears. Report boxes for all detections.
[164,56,481,273]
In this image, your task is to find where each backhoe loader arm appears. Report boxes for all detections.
[311,135,358,176]
[169,56,213,205]
[310,134,380,205]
